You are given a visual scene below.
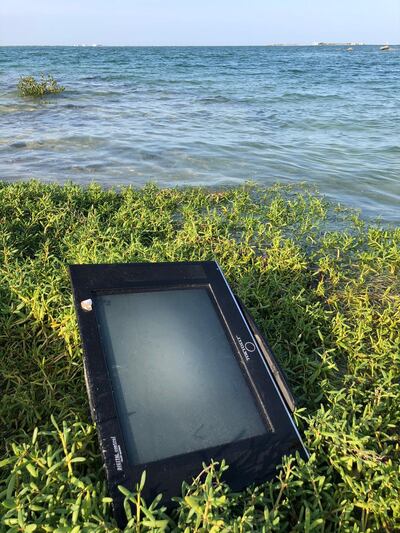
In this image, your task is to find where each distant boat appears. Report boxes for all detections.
[380,45,390,51]
[346,47,353,52]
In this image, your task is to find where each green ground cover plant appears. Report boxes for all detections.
[0,181,399,532]
[17,75,65,97]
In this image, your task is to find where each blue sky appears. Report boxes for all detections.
[1,0,398,46]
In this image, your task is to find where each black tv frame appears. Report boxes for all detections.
[69,261,308,527]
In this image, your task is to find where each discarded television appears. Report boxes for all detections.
[69,261,307,526]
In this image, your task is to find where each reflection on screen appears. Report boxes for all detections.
[96,288,267,465]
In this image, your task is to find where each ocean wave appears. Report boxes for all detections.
[196,96,232,104]
[279,92,345,101]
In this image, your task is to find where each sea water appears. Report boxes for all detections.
[0,46,399,223]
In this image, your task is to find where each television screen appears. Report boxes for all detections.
[95,288,268,465]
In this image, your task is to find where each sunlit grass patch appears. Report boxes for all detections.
[0,181,399,531]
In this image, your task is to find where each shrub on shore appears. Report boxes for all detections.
[17,74,65,97]
[0,181,399,531]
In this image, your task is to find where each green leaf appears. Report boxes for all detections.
[184,496,203,514]
[6,474,16,500]
[123,497,132,520]
[26,464,38,478]
[139,470,146,491]
[0,458,14,469]
[32,427,39,445]
[50,414,60,431]
[142,519,170,529]
[118,484,132,498]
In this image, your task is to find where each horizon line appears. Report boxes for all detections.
[0,42,393,47]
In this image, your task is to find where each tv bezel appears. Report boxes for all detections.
[69,261,307,527]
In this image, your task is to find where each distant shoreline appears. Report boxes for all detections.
[0,43,397,48]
